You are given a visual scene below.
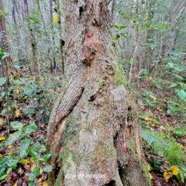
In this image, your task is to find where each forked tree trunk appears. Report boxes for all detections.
[47,0,150,185]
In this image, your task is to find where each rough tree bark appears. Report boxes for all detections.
[47,0,150,185]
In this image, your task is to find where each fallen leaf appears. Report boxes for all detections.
[40,167,43,174]
[42,181,48,186]
[149,95,155,99]
[31,163,36,171]
[160,126,166,130]
[14,89,19,94]
[15,108,21,118]
[145,117,149,121]
[38,178,43,183]
[0,118,3,126]
[163,171,172,182]
[171,165,179,175]
[0,136,5,141]
[148,172,153,180]
[53,14,59,23]
[20,159,31,165]
[6,152,12,156]
[148,164,151,171]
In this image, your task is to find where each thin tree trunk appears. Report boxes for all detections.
[56,0,64,73]
[47,1,150,186]
[0,0,11,131]
[151,0,186,74]
[144,0,155,73]
[49,0,57,74]
[12,0,22,64]
[0,0,14,76]
[37,0,51,73]
[0,0,7,47]
[24,0,40,76]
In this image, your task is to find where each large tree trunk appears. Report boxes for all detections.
[47,0,150,185]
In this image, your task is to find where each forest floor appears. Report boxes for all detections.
[0,73,186,186]
[136,77,186,186]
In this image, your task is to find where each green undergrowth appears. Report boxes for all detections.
[0,75,62,185]
[137,62,186,184]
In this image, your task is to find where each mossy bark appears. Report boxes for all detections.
[47,0,150,185]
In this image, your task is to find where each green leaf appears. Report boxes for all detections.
[167,126,186,136]
[39,153,51,162]
[31,142,46,153]
[167,62,174,68]
[2,52,9,60]
[0,174,7,181]
[151,79,162,89]
[0,166,6,177]
[173,74,183,80]
[113,25,127,30]
[29,183,35,186]
[42,153,51,161]
[169,83,178,88]
[0,156,19,170]
[28,142,42,160]
[0,77,7,86]
[10,121,23,130]
[176,90,186,101]
[178,164,186,182]
[28,166,40,181]
[0,158,8,171]
[10,157,20,170]
[12,79,23,85]
[5,130,22,146]
[0,167,12,181]
[20,138,31,158]
[23,122,38,135]
[22,107,36,118]
[28,148,40,160]
[141,129,183,164]
[4,156,13,167]
[0,52,5,58]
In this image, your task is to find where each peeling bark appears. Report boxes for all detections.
[47,0,150,185]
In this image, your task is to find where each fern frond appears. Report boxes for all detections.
[141,129,185,165]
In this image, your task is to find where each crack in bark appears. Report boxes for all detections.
[47,84,84,184]
[47,84,84,149]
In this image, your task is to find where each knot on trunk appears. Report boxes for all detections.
[82,45,96,66]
